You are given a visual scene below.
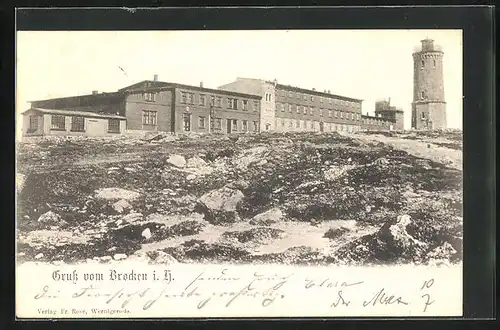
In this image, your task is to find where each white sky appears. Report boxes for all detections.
[16,29,463,136]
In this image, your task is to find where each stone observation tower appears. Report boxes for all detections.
[411,39,447,130]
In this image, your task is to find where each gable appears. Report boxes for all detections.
[118,80,170,92]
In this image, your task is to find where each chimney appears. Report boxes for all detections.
[312,88,316,91]
[153,74,159,81]
[327,90,331,94]
[200,81,204,88]
[92,90,98,95]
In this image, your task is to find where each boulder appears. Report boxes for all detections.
[167,154,186,168]
[141,228,152,240]
[37,211,67,227]
[186,174,197,181]
[250,207,284,225]
[95,188,141,201]
[196,187,244,225]
[324,165,355,181]
[148,251,178,265]
[186,156,207,168]
[112,199,132,214]
[113,253,127,261]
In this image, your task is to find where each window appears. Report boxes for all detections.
[334,111,338,118]
[421,112,426,119]
[421,91,425,99]
[242,100,248,110]
[71,116,85,132]
[421,60,425,68]
[143,92,156,102]
[357,114,360,120]
[51,115,66,130]
[328,98,332,104]
[281,103,285,112]
[253,100,259,111]
[433,59,436,68]
[351,113,354,120]
[242,120,248,131]
[142,110,157,125]
[310,107,314,115]
[232,119,238,131]
[198,116,206,129]
[303,94,307,100]
[181,91,194,104]
[28,115,38,131]
[212,118,222,130]
[228,98,238,109]
[340,112,343,118]
[108,119,120,133]
[199,94,206,106]
[319,109,323,117]
[311,95,314,101]
[265,93,272,102]
[296,105,300,113]
[328,110,332,117]
[319,97,323,103]
[253,121,259,131]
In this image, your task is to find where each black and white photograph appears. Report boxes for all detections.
[15,27,465,318]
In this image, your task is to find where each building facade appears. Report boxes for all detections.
[411,39,447,130]
[374,99,405,131]
[22,76,261,137]
[219,78,364,133]
[22,108,126,137]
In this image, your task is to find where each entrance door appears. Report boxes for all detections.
[227,119,232,134]
[183,114,191,132]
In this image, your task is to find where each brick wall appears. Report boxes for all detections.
[124,90,174,132]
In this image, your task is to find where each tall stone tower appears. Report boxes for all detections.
[411,39,447,130]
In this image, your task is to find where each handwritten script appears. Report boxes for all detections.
[17,263,462,318]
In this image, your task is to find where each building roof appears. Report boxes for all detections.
[22,108,127,120]
[119,80,262,99]
[29,91,123,104]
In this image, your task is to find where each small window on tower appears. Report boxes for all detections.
[421,91,425,99]
[433,60,436,68]
[421,60,425,68]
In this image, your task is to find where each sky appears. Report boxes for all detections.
[15,29,463,136]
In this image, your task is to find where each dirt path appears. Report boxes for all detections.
[354,133,462,171]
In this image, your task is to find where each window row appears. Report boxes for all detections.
[274,118,361,133]
[193,116,259,132]
[421,59,437,68]
[278,90,359,107]
[277,102,360,113]
[181,91,258,111]
[276,104,361,120]
[362,118,387,126]
[48,114,121,133]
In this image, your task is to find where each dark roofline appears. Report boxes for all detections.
[375,108,404,113]
[22,108,126,120]
[121,80,262,99]
[275,83,363,102]
[29,91,123,103]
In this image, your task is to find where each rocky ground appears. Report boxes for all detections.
[16,129,463,266]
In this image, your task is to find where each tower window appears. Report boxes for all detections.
[421,91,425,99]
[433,59,436,68]
[421,60,425,68]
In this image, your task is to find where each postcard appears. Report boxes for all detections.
[15,28,463,318]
